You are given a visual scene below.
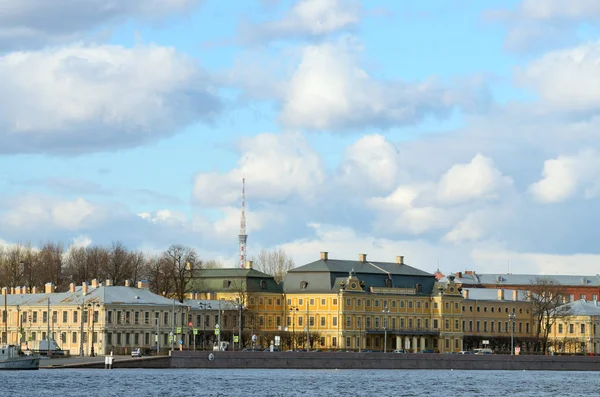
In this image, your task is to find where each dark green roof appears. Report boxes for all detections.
[283,258,436,294]
[191,268,282,293]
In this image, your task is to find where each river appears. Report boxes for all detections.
[1,368,593,396]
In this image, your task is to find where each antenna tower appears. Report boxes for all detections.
[238,177,247,269]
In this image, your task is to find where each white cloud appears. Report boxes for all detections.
[517,41,600,111]
[337,134,404,195]
[2,196,101,230]
[279,41,463,131]
[238,0,362,44]
[487,0,600,52]
[0,0,203,50]
[193,132,325,206]
[0,43,220,154]
[437,154,513,204]
[138,210,188,226]
[530,149,600,203]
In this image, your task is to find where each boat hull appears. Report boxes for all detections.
[0,357,40,370]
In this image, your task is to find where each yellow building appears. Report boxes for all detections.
[461,287,536,353]
[189,262,285,349]
[282,252,464,352]
[0,279,188,356]
[547,300,600,355]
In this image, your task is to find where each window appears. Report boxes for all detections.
[33,312,38,323]
[72,332,77,343]
[287,298,291,305]
[491,322,495,332]
[446,319,450,330]
[401,301,406,308]
[332,337,337,347]
[445,303,449,310]
[268,299,273,305]
[259,316,264,326]
[320,316,325,327]
[259,298,264,305]
[409,319,413,328]
[62,311,67,323]
[333,299,337,306]
[260,280,267,290]
[346,299,351,306]
[321,299,326,306]
[276,298,281,306]
[594,295,598,301]
[570,294,575,302]
[332,317,337,326]
[276,316,281,327]
[476,321,480,332]
[425,302,429,309]
[569,324,574,334]
[72,311,77,324]
[400,318,405,328]
[134,312,140,325]
[425,319,429,329]
[310,299,314,306]
[145,312,150,325]
[346,317,351,327]
[357,299,362,307]
[366,317,371,328]
[433,319,438,329]
[374,300,379,307]
[433,302,438,309]
[483,321,487,332]
[298,317,303,326]
[287,316,291,326]
[320,337,325,346]
[581,324,586,334]
[366,300,371,307]
[298,299,303,306]
[43,311,48,323]
[581,294,586,300]
[408,301,413,309]
[309,317,314,327]
[346,337,351,348]
[455,319,459,331]
[416,302,421,309]
[519,322,522,333]
[300,281,308,290]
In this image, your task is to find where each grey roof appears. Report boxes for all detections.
[454,272,600,287]
[560,300,600,316]
[284,258,436,294]
[463,288,530,302]
[0,286,186,307]
[184,299,242,311]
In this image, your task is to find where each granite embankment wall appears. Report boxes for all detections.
[52,352,600,371]
[169,351,600,371]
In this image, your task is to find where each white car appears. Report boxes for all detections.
[131,348,142,358]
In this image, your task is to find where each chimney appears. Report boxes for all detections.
[105,279,112,287]
[14,286,20,294]
[359,253,367,262]
[320,252,328,261]
[137,280,150,290]
[512,290,518,301]
[245,260,253,269]
[125,280,130,287]
[498,289,504,300]
[1,287,6,296]
[82,282,88,295]
[69,283,76,293]
[91,279,98,288]
[462,289,469,299]
[396,256,404,264]
[10,287,14,294]
[45,282,54,294]
[31,286,37,294]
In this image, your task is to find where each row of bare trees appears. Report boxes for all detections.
[0,241,296,302]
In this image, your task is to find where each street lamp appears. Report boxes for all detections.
[230,301,244,351]
[198,302,212,350]
[78,292,87,357]
[508,313,516,355]
[289,307,299,350]
[87,303,101,357]
[382,304,390,353]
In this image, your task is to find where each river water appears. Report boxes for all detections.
[1,368,594,396]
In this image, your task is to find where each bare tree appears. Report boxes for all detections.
[250,248,295,283]
[3,243,28,288]
[36,241,65,290]
[103,242,133,286]
[143,255,173,296]
[65,246,88,285]
[162,244,199,302]
[128,251,146,285]
[86,245,109,281]
[528,277,571,354]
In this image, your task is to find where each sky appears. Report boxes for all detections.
[2,0,600,276]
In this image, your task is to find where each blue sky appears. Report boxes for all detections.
[2,0,600,275]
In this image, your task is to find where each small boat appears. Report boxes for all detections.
[0,345,40,370]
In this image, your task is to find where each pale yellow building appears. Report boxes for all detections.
[547,300,600,355]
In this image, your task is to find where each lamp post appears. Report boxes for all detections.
[198,302,211,350]
[16,305,21,346]
[87,303,100,357]
[230,301,244,351]
[508,313,516,355]
[289,307,299,350]
[155,316,160,355]
[382,304,390,353]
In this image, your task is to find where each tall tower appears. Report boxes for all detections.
[238,177,247,269]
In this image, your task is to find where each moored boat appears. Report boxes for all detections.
[0,345,39,370]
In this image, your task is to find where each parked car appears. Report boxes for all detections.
[458,351,473,354]
[263,347,279,352]
[131,348,142,358]
[393,349,407,353]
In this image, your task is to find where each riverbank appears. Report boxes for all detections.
[40,351,600,371]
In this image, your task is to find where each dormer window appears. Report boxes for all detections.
[222,280,231,289]
[300,281,308,290]
[260,280,267,290]
[385,276,392,288]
